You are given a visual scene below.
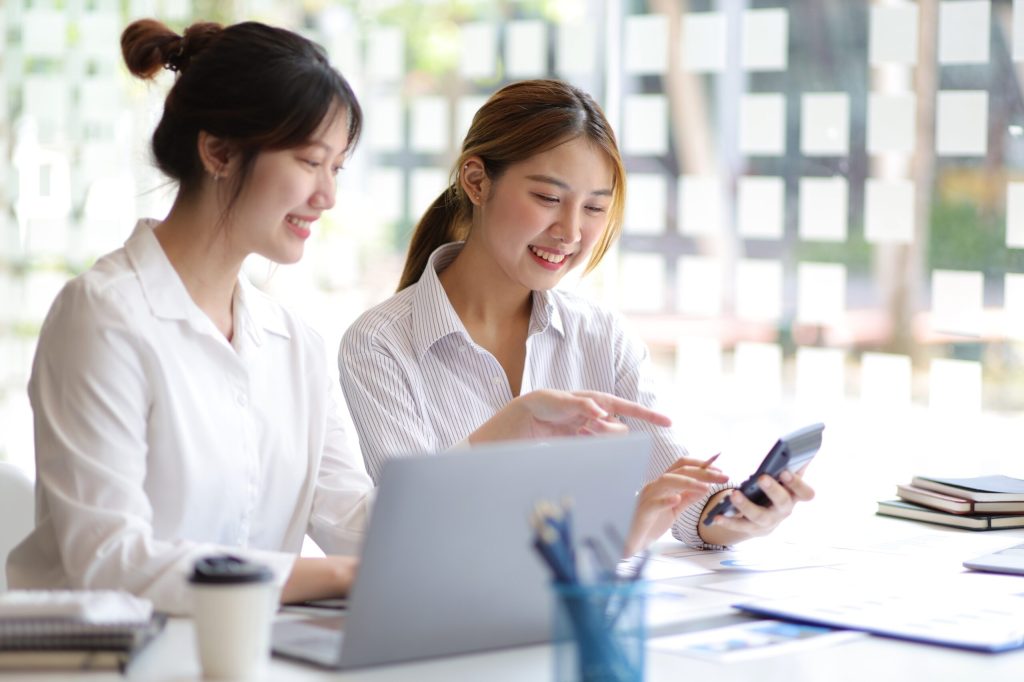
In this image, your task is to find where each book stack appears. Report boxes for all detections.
[877,475,1024,530]
[0,590,166,672]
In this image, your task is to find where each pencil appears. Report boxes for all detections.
[701,452,720,468]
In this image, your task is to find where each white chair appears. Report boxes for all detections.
[0,462,34,591]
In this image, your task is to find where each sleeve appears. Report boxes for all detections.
[24,283,296,615]
[338,328,440,484]
[608,312,734,550]
[307,378,375,556]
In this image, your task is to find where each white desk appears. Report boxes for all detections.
[9,513,1024,681]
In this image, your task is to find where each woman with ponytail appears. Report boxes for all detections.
[341,80,815,553]
[7,22,666,613]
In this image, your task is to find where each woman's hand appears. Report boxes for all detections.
[280,556,359,604]
[623,457,729,556]
[468,389,671,444]
[698,469,815,546]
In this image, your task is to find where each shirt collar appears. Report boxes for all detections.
[530,287,565,338]
[409,242,565,358]
[410,242,471,359]
[124,218,290,343]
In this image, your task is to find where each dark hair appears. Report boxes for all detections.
[397,79,626,291]
[121,19,362,215]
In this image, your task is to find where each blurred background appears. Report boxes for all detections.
[2,0,1023,512]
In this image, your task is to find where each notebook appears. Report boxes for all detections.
[0,612,167,671]
[271,434,650,669]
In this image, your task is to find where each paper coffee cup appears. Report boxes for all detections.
[190,555,276,680]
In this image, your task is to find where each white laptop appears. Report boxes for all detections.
[964,542,1024,575]
[271,433,650,669]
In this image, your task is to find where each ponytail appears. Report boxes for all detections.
[397,185,471,291]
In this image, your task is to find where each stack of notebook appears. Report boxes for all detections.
[877,475,1024,530]
[0,590,166,672]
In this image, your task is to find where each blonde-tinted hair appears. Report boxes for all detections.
[397,79,626,291]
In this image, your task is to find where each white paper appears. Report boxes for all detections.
[618,253,666,312]
[556,23,596,77]
[930,359,983,414]
[679,176,723,235]
[22,10,67,58]
[797,262,846,325]
[867,93,916,155]
[737,176,785,239]
[936,91,988,156]
[733,342,783,403]
[1004,273,1024,339]
[410,168,448,228]
[869,4,918,65]
[739,94,786,156]
[624,14,668,75]
[860,352,912,409]
[801,93,849,156]
[506,20,547,78]
[682,12,726,73]
[736,589,1024,651]
[1006,182,1024,248]
[798,177,848,242]
[741,8,789,71]
[460,22,498,79]
[366,96,403,152]
[735,259,782,320]
[795,347,845,407]
[864,179,914,244]
[676,256,722,316]
[939,1,990,64]
[623,173,667,235]
[931,269,984,336]
[650,619,863,662]
[455,95,488,150]
[410,96,449,154]
[623,95,668,155]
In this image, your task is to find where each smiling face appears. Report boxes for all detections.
[469,136,615,293]
[227,108,351,264]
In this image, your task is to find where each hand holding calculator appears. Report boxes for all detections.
[703,422,825,526]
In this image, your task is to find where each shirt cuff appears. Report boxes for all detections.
[671,482,735,551]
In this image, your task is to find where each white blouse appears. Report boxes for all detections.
[339,242,730,549]
[7,219,374,614]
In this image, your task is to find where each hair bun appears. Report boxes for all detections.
[121,18,222,79]
[171,22,223,72]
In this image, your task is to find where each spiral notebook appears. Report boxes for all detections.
[0,592,167,672]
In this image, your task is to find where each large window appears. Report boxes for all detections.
[2,1,1021,485]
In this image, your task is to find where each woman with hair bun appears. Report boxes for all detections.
[7,21,671,613]
[341,80,815,554]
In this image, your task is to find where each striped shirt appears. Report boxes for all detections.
[339,242,730,549]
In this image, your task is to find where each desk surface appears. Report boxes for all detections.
[8,513,1024,682]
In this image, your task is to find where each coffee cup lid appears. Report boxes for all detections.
[189,555,273,585]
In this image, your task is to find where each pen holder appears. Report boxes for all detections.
[552,580,647,682]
